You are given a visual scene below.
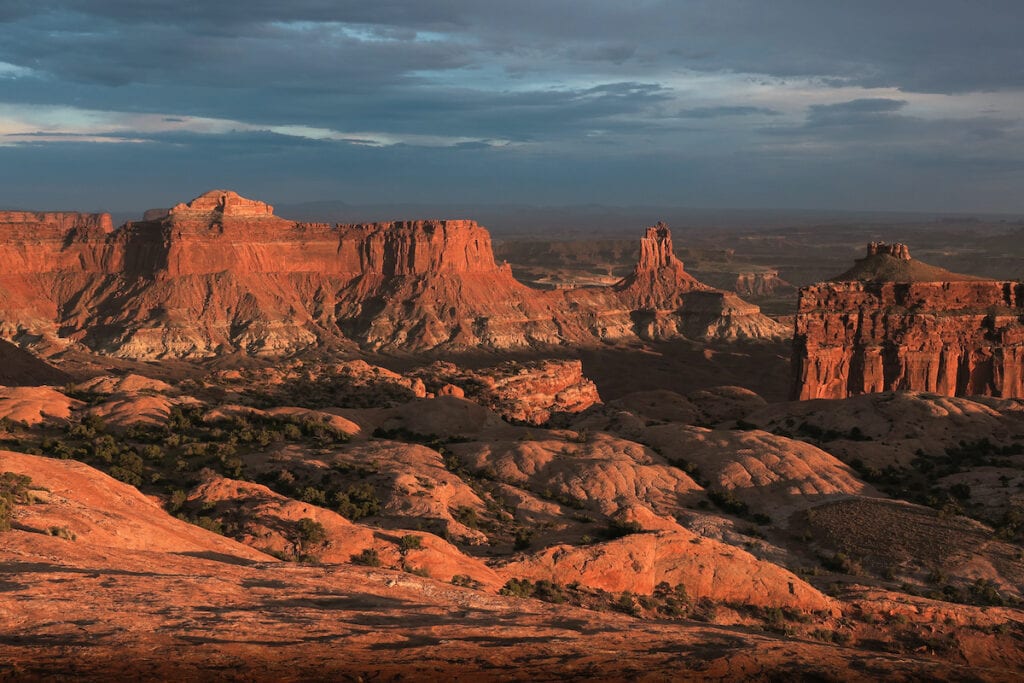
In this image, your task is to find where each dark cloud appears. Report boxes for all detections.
[677,106,780,119]
[1,2,1023,212]
[4,2,1023,93]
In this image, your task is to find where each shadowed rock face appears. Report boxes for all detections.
[793,243,1024,399]
[0,190,784,358]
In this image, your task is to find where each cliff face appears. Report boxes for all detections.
[793,243,1024,400]
[0,190,785,359]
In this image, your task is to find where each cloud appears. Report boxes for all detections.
[1,2,1024,212]
[677,106,780,119]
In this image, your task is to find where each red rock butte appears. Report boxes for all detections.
[0,190,785,358]
[792,242,1024,399]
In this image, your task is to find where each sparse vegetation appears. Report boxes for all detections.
[399,534,423,553]
[350,548,382,567]
[296,517,328,549]
[0,471,34,531]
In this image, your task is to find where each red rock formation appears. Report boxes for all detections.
[0,191,784,358]
[412,359,601,424]
[616,222,705,308]
[866,241,911,260]
[793,243,1024,399]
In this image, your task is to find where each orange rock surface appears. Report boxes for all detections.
[0,190,784,358]
[793,243,1024,399]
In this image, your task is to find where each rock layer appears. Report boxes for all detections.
[793,243,1024,399]
[0,190,784,358]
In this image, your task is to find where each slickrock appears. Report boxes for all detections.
[0,191,784,358]
[0,450,270,559]
[501,529,836,611]
[793,242,1024,399]
[413,359,601,424]
[746,390,1024,468]
[641,425,875,515]
[249,438,492,543]
[87,394,182,429]
[73,373,174,395]
[186,476,503,589]
[0,386,80,425]
[447,431,702,519]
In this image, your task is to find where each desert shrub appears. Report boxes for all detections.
[191,515,223,535]
[948,483,972,500]
[653,581,691,617]
[403,564,430,577]
[299,486,329,506]
[453,505,479,529]
[810,628,850,644]
[333,483,381,521]
[499,578,535,598]
[399,534,423,553]
[513,527,533,551]
[601,518,644,539]
[451,574,483,589]
[296,517,327,547]
[613,591,639,616]
[351,548,382,567]
[707,489,770,525]
[0,472,33,531]
[821,551,862,576]
[995,508,1024,539]
[532,579,567,604]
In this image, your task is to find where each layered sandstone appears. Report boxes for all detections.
[793,243,1024,399]
[0,190,784,358]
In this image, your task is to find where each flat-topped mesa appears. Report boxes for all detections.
[168,190,275,218]
[0,211,114,236]
[0,211,115,276]
[793,245,1024,400]
[348,219,502,276]
[0,190,788,357]
[866,241,910,260]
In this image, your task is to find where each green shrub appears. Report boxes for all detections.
[399,534,423,553]
[499,578,535,598]
[333,483,381,521]
[0,472,33,531]
[296,518,328,547]
[351,548,382,567]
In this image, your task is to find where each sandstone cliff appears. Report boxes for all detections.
[0,190,784,358]
[793,242,1024,399]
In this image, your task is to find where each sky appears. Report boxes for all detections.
[1,1,1024,214]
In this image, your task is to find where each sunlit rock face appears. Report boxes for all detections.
[0,192,784,358]
[793,243,1024,399]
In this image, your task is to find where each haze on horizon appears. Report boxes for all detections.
[1,1,1023,215]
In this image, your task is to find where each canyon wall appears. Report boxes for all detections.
[793,243,1024,399]
[0,190,785,359]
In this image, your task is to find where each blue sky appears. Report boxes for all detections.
[1,1,1023,213]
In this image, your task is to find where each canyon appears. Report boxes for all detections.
[4,208,1024,679]
[793,242,1024,400]
[0,190,784,359]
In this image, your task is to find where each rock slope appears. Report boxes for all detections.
[792,242,1024,399]
[0,191,785,358]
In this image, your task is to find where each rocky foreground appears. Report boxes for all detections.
[2,357,1024,679]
